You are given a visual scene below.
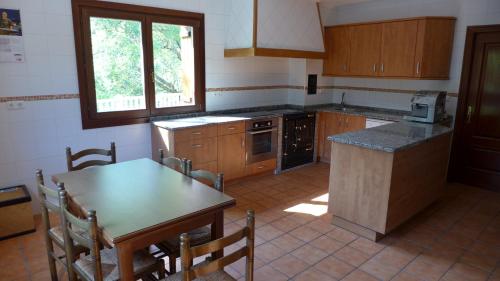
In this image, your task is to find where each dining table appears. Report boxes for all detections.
[52,158,236,281]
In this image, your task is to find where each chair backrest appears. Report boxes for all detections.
[66,142,116,171]
[159,149,187,174]
[59,186,103,281]
[180,210,255,281]
[36,169,65,240]
[185,160,224,192]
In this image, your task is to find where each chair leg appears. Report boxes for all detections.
[45,240,58,281]
[158,259,166,280]
[168,254,177,274]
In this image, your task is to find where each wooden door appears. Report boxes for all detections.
[344,115,366,132]
[324,26,350,75]
[349,24,382,76]
[218,133,245,180]
[321,112,344,163]
[451,25,500,191]
[379,20,418,77]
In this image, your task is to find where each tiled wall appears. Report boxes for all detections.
[0,0,290,212]
[318,0,500,114]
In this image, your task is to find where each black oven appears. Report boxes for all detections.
[246,117,278,164]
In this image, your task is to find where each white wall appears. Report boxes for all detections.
[319,0,500,114]
[0,0,290,212]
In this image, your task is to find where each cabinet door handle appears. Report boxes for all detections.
[343,64,347,71]
[192,144,203,148]
[191,132,202,135]
[416,62,420,75]
[241,136,245,148]
[381,63,384,73]
[466,105,473,124]
[373,64,377,73]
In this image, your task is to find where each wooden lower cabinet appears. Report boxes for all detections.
[193,161,218,174]
[317,112,367,163]
[175,137,218,165]
[218,133,246,180]
[245,159,277,176]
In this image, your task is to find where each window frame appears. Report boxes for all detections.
[72,0,206,129]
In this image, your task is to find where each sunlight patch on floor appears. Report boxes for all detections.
[284,203,328,216]
[311,193,329,203]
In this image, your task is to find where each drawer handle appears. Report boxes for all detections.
[192,144,203,148]
[227,126,236,130]
[191,132,202,135]
[257,166,265,169]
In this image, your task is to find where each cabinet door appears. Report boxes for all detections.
[324,26,350,75]
[380,20,418,77]
[321,112,344,163]
[217,133,245,180]
[344,115,366,132]
[349,24,382,76]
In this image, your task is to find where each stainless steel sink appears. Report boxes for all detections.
[341,107,357,112]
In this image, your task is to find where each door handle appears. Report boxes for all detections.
[466,105,473,124]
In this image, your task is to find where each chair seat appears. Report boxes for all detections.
[75,248,158,281]
[157,227,211,254]
[163,269,235,281]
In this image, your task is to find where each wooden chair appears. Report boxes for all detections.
[58,186,165,281]
[158,149,187,174]
[163,210,255,281]
[156,161,224,274]
[66,142,116,171]
[36,170,87,281]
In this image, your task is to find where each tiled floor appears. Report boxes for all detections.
[1,163,500,281]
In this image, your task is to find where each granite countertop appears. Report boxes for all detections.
[328,121,453,152]
[151,103,409,130]
[314,105,407,121]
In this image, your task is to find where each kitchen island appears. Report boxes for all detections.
[327,121,453,241]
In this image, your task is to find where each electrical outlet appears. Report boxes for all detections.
[6,101,24,110]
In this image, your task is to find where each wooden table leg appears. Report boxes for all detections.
[116,242,135,281]
[211,210,224,259]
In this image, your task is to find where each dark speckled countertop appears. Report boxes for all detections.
[328,121,453,152]
[151,104,408,130]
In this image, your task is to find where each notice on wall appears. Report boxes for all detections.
[0,8,24,63]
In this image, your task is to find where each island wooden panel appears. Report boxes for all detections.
[329,132,452,240]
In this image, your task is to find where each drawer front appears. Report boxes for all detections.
[218,121,245,136]
[175,137,218,164]
[174,125,217,142]
[246,158,277,176]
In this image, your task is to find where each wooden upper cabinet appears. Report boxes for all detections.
[323,17,455,79]
[379,20,418,78]
[349,24,382,76]
[324,26,351,76]
[415,18,455,79]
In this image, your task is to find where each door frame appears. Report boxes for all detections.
[449,24,500,182]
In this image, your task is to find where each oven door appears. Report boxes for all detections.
[246,128,278,164]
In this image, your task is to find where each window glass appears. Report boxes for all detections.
[90,17,146,113]
[152,23,195,108]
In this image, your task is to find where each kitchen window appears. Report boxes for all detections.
[72,0,205,129]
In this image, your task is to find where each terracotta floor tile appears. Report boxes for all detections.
[314,256,354,279]
[404,256,451,281]
[334,246,371,267]
[459,250,498,272]
[255,224,284,241]
[370,240,422,269]
[342,269,380,281]
[271,216,302,232]
[442,262,490,281]
[310,235,346,254]
[292,268,337,281]
[349,237,386,256]
[254,242,287,263]
[253,265,288,281]
[270,233,305,252]
[392,271,423,281]
[291,244,329,265]
[307,218,335,234]
[359,258,400,281]
[270,254,309,278]
[326,226,359,244]
[289,225,322,242]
